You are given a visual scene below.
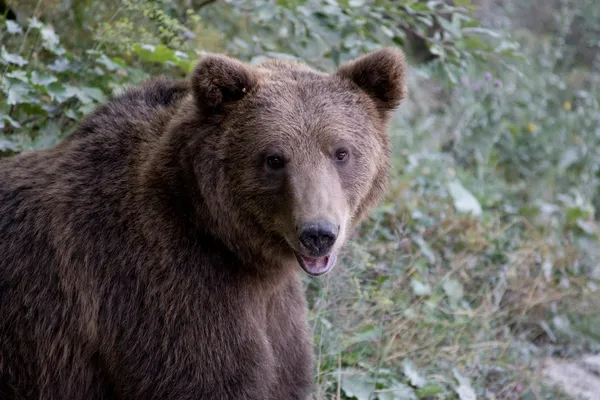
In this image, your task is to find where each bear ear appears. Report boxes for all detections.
[336,48,407,119]
[191,54,259,112]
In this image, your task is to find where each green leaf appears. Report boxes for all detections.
[416,15,434,27]
[134,43,176,64]
[354,325,383,342]
[50,85,106,105]
[6,70,29,83]
[558,147,583,170]
[66,86,89,103]
[96,54,124,71]
[447,180,482,216]
[32,121,61,150]
[132,43,193,72]
[381,26,395,38]
[1,46,28,66]
[376,381,416,400]
[409,3,432,12]
[415,383,444,398]
[258,6,277,20]
[462,27,503,38]
[564,206,593,225]
[28,17,43,29]
[453,369,476,400]
[411,235,436,265]
[48,58,71,72]
[4,82,32,105]
[31,71,58,86]
[442,279,464,302]
[576,219,597,235]
[174,58,194,73]
[78,102,96,115]
[65,109,78,120]
[341,371,375,400]
[438,17,460,38]
[6,20,23,35]
[46,82,69,103]
[428,44,444,58]
[349,0,365,7]
[0,137,20,155]
[402,359,427,388]
[40,26,65,55]
[79,87,107,103]
[339,325,383,351]
[411,279,431,297]
[0,114,21,129]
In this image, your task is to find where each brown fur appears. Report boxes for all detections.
[0,48,406,399]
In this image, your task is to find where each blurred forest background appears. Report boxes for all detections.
[2,0,600,398]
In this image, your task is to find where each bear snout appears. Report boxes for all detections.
[297,221,339,257]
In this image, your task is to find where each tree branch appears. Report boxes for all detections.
[196,0,219,9]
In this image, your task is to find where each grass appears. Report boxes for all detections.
[305,57,600,399]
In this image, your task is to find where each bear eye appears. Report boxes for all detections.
[334,149,349,163]
[266,155,285,170]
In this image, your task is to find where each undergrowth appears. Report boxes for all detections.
[305,2,600,398]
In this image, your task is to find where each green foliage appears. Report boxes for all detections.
[0,3,200,156]
[445,50,600,211]
[202,0,518,79]
[1,18,135,154]
[91,0,205,55]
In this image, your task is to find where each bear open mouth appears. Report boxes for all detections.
[295,252,337,276]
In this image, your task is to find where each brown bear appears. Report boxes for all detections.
[0,48,406,399]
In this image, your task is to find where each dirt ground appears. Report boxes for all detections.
[542,354,600,400]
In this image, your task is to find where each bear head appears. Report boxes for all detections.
[166,49,407,276]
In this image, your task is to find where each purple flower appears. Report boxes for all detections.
[515,383,523,392]
[494,79,503,88]
[484,72,492,80]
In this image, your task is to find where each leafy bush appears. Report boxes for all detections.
[203,0,518,79]
[1,17,136,154]
[0,4,202,156]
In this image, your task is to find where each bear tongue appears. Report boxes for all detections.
[297,253,337,276]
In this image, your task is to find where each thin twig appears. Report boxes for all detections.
[17,0,43,54]
[336,353,342,400]
[196,0,219,9]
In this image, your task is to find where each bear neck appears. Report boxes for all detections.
[138,104,295,277]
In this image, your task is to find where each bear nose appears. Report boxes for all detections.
[298,221,339,257]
